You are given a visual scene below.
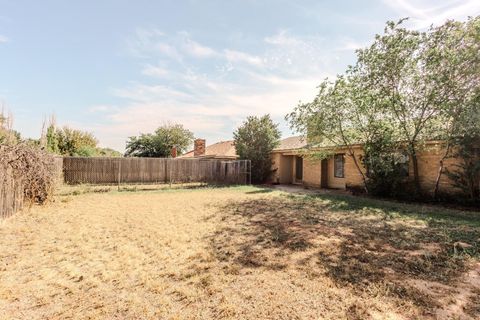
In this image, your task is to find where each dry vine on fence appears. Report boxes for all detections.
[0,144,57,205]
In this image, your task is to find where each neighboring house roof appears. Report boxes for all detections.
[273,136,308,152]
[179,140,238,159]
[180,136,308,159]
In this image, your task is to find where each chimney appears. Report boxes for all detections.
[194,139,206,157]
[171,146,177,158]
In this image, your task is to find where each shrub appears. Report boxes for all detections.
[362,132,410,198]
[0,143,58,204]
[233,115,281,183]
[445,135,480,202]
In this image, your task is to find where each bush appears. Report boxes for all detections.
[0,143,58,204]
[362,132,410,198]
[445,135,480,201]
[233,115,281,183]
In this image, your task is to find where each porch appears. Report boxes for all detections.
[271,153,347,190]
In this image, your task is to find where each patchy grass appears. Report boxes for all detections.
[55,182,213,196]
[0,186,479,319]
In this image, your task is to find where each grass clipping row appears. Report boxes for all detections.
[0,143,58,204]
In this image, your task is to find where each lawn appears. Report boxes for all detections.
[0,185,479,319]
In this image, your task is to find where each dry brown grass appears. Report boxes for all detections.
[0,186,479,319]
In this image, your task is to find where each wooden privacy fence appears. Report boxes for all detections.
[0,166,24,219]
[62,157,251,185]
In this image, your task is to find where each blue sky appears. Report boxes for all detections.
[1,0,479,151]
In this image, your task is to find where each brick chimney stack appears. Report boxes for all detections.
[171,146,177,158]
[194,139,206,157]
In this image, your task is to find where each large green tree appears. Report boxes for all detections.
[356,17,479,196]
[0,112,21,145]
[423,17,480,197]
[233,114,281,183]
[42,117,121,157]
[56,127,99,156]
[45,124,60,154]
[96,147,123,157]
[287,73,387,193]
[125,123,194,157]
[288,17,480,198]
[355,20,440,194]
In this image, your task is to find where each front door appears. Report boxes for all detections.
[321,159,328,188]
[295,156,303,181]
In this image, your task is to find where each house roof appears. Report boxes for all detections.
[179,140,238,159]
[179,136,308,159]
[273,136,308,151]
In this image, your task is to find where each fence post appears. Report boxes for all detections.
[117,159,122,191]
[164,159,167,183]
[169,159,173,188]
[244,160,247,185]
[249,160,252,185]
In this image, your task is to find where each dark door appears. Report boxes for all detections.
[321,159,328,188]
[295,156,303,181]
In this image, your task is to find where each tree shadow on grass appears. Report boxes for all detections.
[301,192,480,227]
[245,188,274,194]
[208,194,480,315]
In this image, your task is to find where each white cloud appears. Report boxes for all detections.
[383,0,480,29]
[183,38,218,58]
[141,64,169,77]
[262,30,340,78]
[111,83,191,103]
[95,67,322,151]
[126,28,181,60]
[336,37,369,51]
[90,28,355,151]
[88,105,117,113]
[92,76,319,151]
[224,49,263,66]
[0,35,9,43]
[264,30,303,46]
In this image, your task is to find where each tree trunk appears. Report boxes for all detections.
[433,160,444,199]
[433,142,451,199]
[348,149,369,194]
[410,144,421,196]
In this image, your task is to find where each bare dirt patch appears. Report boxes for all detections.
[0,186,478,319]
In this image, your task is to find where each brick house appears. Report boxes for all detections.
[181,137,469,195]
[270,137,467,195]
[179,139,238,160]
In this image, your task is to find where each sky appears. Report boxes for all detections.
[1,0,479,152]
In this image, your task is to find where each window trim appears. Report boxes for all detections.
[334,154,345,178]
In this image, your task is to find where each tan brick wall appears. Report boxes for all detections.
[413,146,462,195]
[337,144,463,194]
[315,146,364,190]
[292,156,302,184]
[344,148,366,189]
[299,153,362,190]
[271,143,466,195]
[270,153,293,184]
[326,156,345,189]
[270,153,281,183]
[335,145,462,194]
[303,158,321,187]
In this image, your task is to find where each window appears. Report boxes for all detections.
[334,154,344,178]
[396,153,409,177]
